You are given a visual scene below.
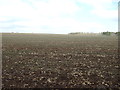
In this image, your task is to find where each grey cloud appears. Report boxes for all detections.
[0,25,27,29]
[0,19,19,23]
[0,16,29,23]
[0,19,28,23]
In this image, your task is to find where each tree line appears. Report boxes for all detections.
[69,31,120,36]
[101,31,120,36]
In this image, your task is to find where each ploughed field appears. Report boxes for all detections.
[2,33,119,88]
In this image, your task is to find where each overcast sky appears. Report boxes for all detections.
[0,0,118,34]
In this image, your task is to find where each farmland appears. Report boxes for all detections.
[2,33,119,88]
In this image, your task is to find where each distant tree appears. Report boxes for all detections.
[69,32,79,35]
[115,32,120,36]
[102,31,113,36]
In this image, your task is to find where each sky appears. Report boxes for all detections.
[0,0,119,34]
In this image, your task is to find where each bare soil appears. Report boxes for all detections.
[2,33,119,89]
